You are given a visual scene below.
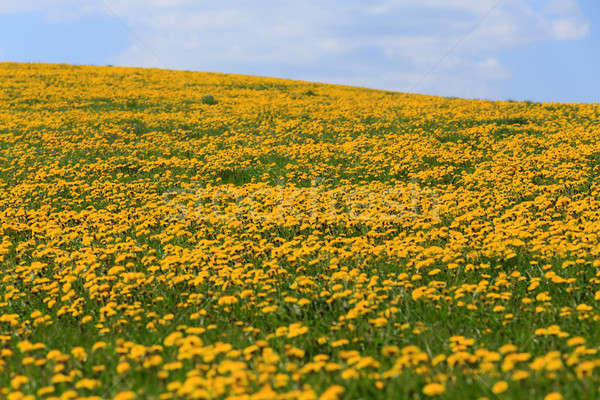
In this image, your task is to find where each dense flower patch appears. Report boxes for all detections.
[0,62,600,399]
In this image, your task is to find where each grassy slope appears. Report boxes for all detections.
[0,62,600,399]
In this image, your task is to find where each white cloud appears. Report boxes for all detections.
[368,0,499,15]
[0,0,98,21]
[550,18,590,40]
[475,57,510,79]
[541,0,590,39]
[0,0,591,98]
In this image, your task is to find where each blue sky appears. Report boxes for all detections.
[0,0,598,103]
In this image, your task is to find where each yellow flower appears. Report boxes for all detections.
[93,365,106,373]
[217,296,238,306]
[114,391,136,400]
[163,361,183,371]
[117,362,131,374]
[37,386,54,396]
[261,305,278,313]
[287,322,308,338]
[576,304,592,312]
[319,385,345,400]
[492,381,508,394]
[71,346,87,361]
[422,382,445,396]
[163,332,183,347]
[567,337,585,346]
[51,373,72,384]
[341,368,358,379]
[381,345,400,356]
[544,393,562,400]
[11,375,28,389]
[92,341,107,352]
[158,370,169,379]
[332,339,349,348]
[498,344,517,354]
[75,378,101,390]
[511,370,530,380]
[575,361,595,378]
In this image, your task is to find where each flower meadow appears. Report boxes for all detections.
[1,62,600,400]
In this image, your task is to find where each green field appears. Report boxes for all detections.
[0,62,600,399]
